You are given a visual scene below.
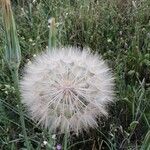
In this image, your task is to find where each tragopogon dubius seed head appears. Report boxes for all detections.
[20,47,115,134]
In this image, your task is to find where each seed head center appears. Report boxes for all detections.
[62,80,74,93]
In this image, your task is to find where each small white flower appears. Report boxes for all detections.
[29,38,33,42]
[21,8,24,11]
[107,38,112,43]
[48,18,55,28]
[48,18,55,25]
[20,47,115,134]
[37,36,40,40]
[119,31,123,35]
[33,54,36,57]
[4,91,8,94]
[32,43,36,46]
[33,0,36,3]
[147,33,150,38]
[48,18,52,24]
[27,59,32,65]
[21,36,25,40]
[52,134,56,139]
[43,141,48,145]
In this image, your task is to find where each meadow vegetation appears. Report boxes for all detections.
[0,0,150,149]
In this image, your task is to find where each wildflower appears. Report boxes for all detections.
[29,38,33,42]
[48,18,52,24]
[32,43,36,46]
[33,0,36,3]
[48,18,54,28]
[20,47,115,134]
[33,54,36,57]
[56,144,62,150]
[27,59,32,65]
[37,36,40,40]
[21,7,24,11]
[107,38,112,43]
[119,31,123,35]
[52,134,56,139]
[147,33,150,38]
[43,141,48,145]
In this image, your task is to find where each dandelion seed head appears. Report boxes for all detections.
[20,47,115,134]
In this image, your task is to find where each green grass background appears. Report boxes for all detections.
[0,0,150,149]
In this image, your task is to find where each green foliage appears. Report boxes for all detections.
[0,0,150,149]
[141,130,150,150]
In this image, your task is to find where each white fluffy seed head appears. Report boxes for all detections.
[20,47,115,134]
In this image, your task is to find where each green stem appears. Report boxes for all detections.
[48,18,56,50]
[63,130,68,150]
[11,68,31,150]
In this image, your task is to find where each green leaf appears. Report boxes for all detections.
[128,121,139,132]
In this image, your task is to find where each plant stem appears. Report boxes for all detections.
[48,17,56,50]
[11,68,31,150]
[64,130,68,150]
